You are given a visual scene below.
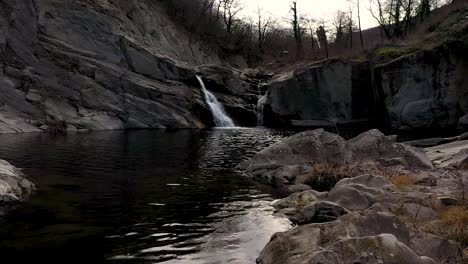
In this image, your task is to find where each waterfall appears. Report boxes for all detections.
[196,76,235,128]
[256,94,267,126]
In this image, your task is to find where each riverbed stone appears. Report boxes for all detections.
[287,184,312,193]
[0,160,34,206]
[257,210,439,264]
[291,201,349,224]
[273,190,319,210]
[326,174,395,211]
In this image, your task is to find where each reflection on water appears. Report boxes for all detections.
[0,128,291,263]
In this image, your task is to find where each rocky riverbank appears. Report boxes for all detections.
[239,129,468,263]
[0,160,34,218]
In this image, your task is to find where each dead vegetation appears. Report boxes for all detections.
[389,174,417,190]
[297,163,359,191]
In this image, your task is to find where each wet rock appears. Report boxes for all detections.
[257,210,439,264]
[273,190,318,210]
[291,201,349,224]
[274,208,299,218]
[287,184,311,193]
[0,160,34,206]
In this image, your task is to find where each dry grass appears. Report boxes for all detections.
[389,174,417,190]
[420,206,468,249]
[297,164,359,192]
[441,207,468,245]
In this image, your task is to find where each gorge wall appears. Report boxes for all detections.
[261,44,468,134]
[0,0,259,133]
[0,0,466,134]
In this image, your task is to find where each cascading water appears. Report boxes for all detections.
[196,75,236,127]
[256,94,267,126]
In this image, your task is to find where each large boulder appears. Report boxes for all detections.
[257,210,451,264]
[238,129,348,172]
[327,174,396,210]
[240,129,434,188]
[0,160,34,205]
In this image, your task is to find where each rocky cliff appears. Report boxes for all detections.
[259,7,468,134]
[0,0,258,133]
[376,45,468,133]
[261,59,374,128]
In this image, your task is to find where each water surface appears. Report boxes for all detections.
[0,128,291,263]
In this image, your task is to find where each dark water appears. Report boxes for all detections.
[0,128,292,264]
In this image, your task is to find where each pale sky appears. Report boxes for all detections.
[241,0,378,30]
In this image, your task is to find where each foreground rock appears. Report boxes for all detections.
[0,160,35,217]
[245,129,466,264]
[258,209,459,264]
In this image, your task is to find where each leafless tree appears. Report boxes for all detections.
[222,0,243,33]
[290,1,303,57]
[257,6,272,51]
[317,24,329,58]
[348,0,365,48]
[333,10,348,46]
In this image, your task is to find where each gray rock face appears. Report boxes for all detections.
[0,160,34,205]
[261,47,467,133]
[257,210,448,264]
[425,140,468,168]
[377,49,468,131]
[0,0,248,132]
[196,65,261,126]
[262,60,374,127]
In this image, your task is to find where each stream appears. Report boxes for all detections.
[0,128,292,263]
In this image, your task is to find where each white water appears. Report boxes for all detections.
[256,94,267,126]
[196,75,235,127]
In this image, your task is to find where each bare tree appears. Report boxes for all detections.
[290,1,302,57]
[222,0,243,33]
[317,24,329,58]
[369,0,407,39]
[305,18,317,53]
[257,6,272,51]
[333,10,347,47]
[348,0,365,48]
[345,7,354,49]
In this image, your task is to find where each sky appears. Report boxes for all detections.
[241,0,379,30]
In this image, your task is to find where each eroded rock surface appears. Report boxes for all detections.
[0,159,34,217]
[247,129,466,264]
[0,0,257,132]
[239,129,433,188]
